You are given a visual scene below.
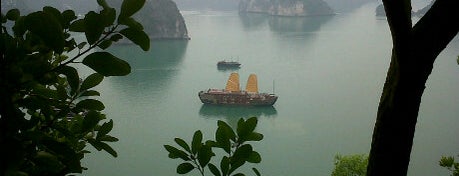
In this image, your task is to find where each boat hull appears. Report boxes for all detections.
[217,61,241,68]
[198,90,277,106]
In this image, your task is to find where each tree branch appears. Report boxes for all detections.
[50,24,120,72]
[413,0,459,59]
[382,0,413,49]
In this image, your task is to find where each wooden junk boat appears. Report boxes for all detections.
[198,73,278,106]
[217,61,241,68]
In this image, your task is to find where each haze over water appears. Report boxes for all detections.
[83,3,459,176]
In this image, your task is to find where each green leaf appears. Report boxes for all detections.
[174,138,191,153]
[56,84,69,99]
[25,11,65,53]
[77,42,87,49]
[233,173,245,176]
[13,16,26,36]
[64,32,71,40]
[252,168,261,176]
[197,144,214,167]
[218,120,236,141]
[332,154,368,176]
[101,8,116,26]
[57,66,79,94]
[35,151,65,173]
[33,84,58,99]
[220,156,230,175]
[6,9,20,21]
[119,17,144,31]
[97,119,114,137]
[237,117,258,142]
[110,34,123,42]
[164,145,190,161]
[208,163,221,176]
[81,73,104,90]
[82,52,131,76]
[247,151,261,163]
[118,0,146,20]
[98,39,112,49]
[119,27,150,51]
[205,140,218,147]
[177,162,194,174]
[69,19,85,32]
[98,141,118,157]
[62,10,76,28]
[82,110,101,132]
[43,6,64,26]
[84,11,105,45]
[215,126,231,154]
[191,130,202,154]
[97,135,119,142]
[97,0,110,9]
[80,90,101,97]
[440,156,455,167]
[245,132,264,142]
[88,139,118,157]
[88,138,103,150]
[42,139,82,172]
[230,144,253,173]
[76,99,105,111]
[64,38,76,51]
[233,144,253,160]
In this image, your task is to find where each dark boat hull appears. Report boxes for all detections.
[217,61,241,68]
[198,91,277,106]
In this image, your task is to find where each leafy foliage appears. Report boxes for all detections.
[164,117,263,176]
[331,154,368,176]
[0,0,149,175]
[439,155,459,176]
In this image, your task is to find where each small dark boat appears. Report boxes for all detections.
[217,61,241,68]
[198,73,278,106]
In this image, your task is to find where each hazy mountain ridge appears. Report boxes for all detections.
[239,0,335,17]
[323,0,374,13]
[375,0,434,17]
[173,0,373,13]
[1,0,97,15]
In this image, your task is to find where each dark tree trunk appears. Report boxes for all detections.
[367,0,459,175]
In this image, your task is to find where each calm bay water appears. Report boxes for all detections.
[82,3,459,176]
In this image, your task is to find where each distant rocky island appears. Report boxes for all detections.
[375,1,433,17]
[173,0,372,13]
[110,0,190,40]
[375,4,386,16]
[239,0,335,17]
[2,0,189,40]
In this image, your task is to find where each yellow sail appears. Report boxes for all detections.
[245,74,258,93]
[225,73,240,92]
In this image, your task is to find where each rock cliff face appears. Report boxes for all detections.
[239,0,334,16]
[375,4,385,16]
[139,0,189,40]
[108,0,189,40]
[114,0,189,40]
[375,2,426,17]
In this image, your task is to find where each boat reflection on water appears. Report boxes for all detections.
[199,104,277,118]
[217,65,240,72]
[199,104,277,126]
